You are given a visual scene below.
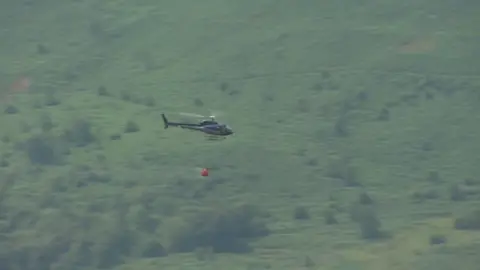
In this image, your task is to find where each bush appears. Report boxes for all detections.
[449,184,467,201]
[141,240,167,258]
[293,206,310,220]
[69,240,94,268]
[39,114,54,132]
[120,91,131,101]
[304,255,315,267]
[97,86,109,96]
[464,178,480,186]
[333,115,349,137]
[44,94,60,106]
[64,119,95,147]
[411,189,438,203]
[377,108,390,121]
[358,191,374,205]
[194,247,214,261]
[24,134,65,165]
[429,234,447,245]
[143,96,156,107]
[193,98,204,107]
[4,105,18,114]
[131,206,159,233]
[70,165,112,188]
[110,133,121,140]
[426,171,441,182]
[350,205,383,240]
[454,210,480,230]
[3,232,72,270]
[94,218,136,269]
[358,213,382,239]
[0,156,9,168]
[36,43,50,54]
[323,209,337,225]
[169,204,269,254]
[124,120,140,133]
[325,157,361,187]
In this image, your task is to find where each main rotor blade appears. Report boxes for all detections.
[178,110,226,120]
[208,109,225,118]
[179,112,207,118]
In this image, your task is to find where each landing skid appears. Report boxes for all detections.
[205,135,226,141]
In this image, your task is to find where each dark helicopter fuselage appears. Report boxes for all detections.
[161,114,233,136]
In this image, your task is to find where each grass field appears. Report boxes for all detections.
[1,0,480,269]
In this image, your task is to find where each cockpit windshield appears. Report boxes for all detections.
[224,125,233,134]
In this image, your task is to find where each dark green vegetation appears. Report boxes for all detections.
[1,0,480,269]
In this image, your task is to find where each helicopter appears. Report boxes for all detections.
[161,112,234,138]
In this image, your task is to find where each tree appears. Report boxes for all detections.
[169,204,269,253]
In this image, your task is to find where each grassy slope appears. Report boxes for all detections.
[1,0,480,269]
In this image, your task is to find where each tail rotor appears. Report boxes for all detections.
[161,113,169,129]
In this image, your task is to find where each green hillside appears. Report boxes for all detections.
[1,0,480,269]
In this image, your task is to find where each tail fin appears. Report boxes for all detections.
[161,113,169,129]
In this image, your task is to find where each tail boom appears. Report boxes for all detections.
[162,113,200,129]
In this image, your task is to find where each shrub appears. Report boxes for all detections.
[333,115,349,137]
[69,240,94,268]
[64,119,95,147]
[97,86,109,96]
[194,247,214,261]
[40,113,54,132]
[464,178,479,186]
[429,234,447,245]
[350,205,383,240]
[293,206,310,220]
[132,206,159,233]
[411,189,438,203]
[3,232,72,270]
[71,165,112,188]
[143,96,156,107]
[358,192,374,205]
[44,93,60,106]
[426,171,441,182]
[358,211,382,239]
[193,98,204,107]
[326,157,361,187]
[120,91,131,101]
[96,229,136,269]
[36,43,50,54]
[304,255,315,267]
[323,209,337,225]
[124,120,140,133]
[24,134,65,165]
[449,184,467,201]
[377,108,390,121]
[141,241,167,258]
[454,210,480,230]
[169,204,269,254]
[4,105,18,114]
[219,82,229,92]
[110,133,122,140]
